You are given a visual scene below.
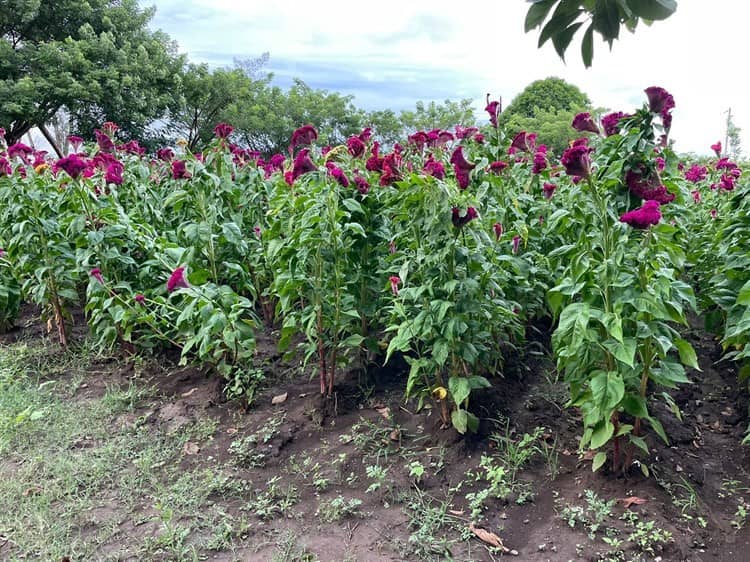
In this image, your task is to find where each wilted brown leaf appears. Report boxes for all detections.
[619,496,647,508]
[389,428,401,442]
[226,427,238,435]
[183,441,200,455]
[180,388,197,398]
[23,486,42,497]
[468,523,510,552]
[272,392,288,405]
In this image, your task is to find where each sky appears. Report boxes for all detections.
[141,0,748,156]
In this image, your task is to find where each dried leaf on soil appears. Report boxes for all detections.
[272,392,288,405]
[226,427,238,435]
[23,486,42,496]
[619,496,648,508]
[183,441,200,455]
[468,523,510,552]
[180,387,197,398]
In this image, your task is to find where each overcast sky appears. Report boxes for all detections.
[142,1,747,156]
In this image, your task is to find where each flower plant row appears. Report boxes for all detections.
[0,86,747,472]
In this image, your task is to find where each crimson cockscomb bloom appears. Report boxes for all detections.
[561,140,593,179]
[620,200,662,229]
[354,175,370,194]
[54,154,88,179]
[423,154,445,179]
[510,131,536,153]
[94,130,115,153]
[493,222,503,240]
[290,125,318,150]
[380,152,402,186]
[601,112,626,136]
[711,141,722,157]
[489,161,508,174]
[684,164,707,183]
[543,182,556,199]
[90,268,104,284]
[8,143,33,164]
[572,112,600,134]
[450,147,475,190]
[118,140,145,156]
[347,136,366,158]
[167,267,190,292]
[625,168,675,204]
[157,148,175,162]
[0,158,11,176]
[408,131,428,150]
[135,294,145,304]
[292,148,316,181]
[358,127,373,143]
[105,161,124,185]
[512,235,521,254]
[102,122,119,136]
[171,160,191,179]
[485,96,501,127]
[67,135,84,152]
[691,190,701,203]
[389,275,401,296]
[326,162,350,187]
[451,206,478,229]
[366,142,384,172]
[213,122,234,139]
[455,125,479,139]
[644,86,675,114]
[532,145,548,174]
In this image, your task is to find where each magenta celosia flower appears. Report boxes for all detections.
[354,175,370,194]
[655,157,665,172]
[118,140,145,156]
[711,141,722,157]
[67,135,84,152]
[380,152,402,186]
[451,206,478,229]
[561,140,593,179]
[389,275,401,296]
[436,131,455,146]
[601,112,626,136]
[157,148,175,162]
[493,222,503,240]
[93,152,118,170]
[135,293,145,304]
[691,190,701,203]
[512,235,521,254]
[291,148,316,181]
[105,161,124,185]
[284,171,294,185]
[213,122,234,139]
[8,143,33,164]
[102,122,119,136]
[543,182,556,199]
[94,130,115,153]
[171,160,191,179]
[408,131,428,150]
[685,164,707,183]
[572,112,600,134]
[31,150,47,168]
[269,153,285,169]
[0,127,5,142]
[485,96,501,127]
[644,87,675,114]
[167,267,190,292]
[423,154,445,179]
[450,147,475,190]
[710,208,717,219]
[532,145,548,174]
[347,136,366,158]
[720,174,736,191]
[366,142,384,172]
[290,125,318,150]
[0,158,11,176]
[489,161,508,174]
[90,268,104,284]
[474,133,485,144]
[455,125,479,140]
[620,200,662,229]
[510,131,536,153]
[326,162,350,187]
[716,157,738,171]
[358,127,372,143]
[253,226,262,238]
[625,168,675,204]
[54,154,88,179]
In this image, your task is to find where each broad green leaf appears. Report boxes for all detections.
[626,0,677,20]
[648,415,669,445]
[525,0,557,31]
[452,408,468,434]
[449,377,471,406]
[581,23,594,67]
[674,338,700,370]
[621,394,649,418]
[592,451,607,472]
[590,371,625,412]
[590,420,614,449]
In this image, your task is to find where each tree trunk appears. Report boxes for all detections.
[38,123,64,157]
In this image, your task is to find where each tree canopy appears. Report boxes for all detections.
[0,0,183,149]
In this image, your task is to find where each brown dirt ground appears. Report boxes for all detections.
[2,306,750,561]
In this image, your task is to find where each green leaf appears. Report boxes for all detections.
[592,451,607,472]
[467,375,492,390]
[674,338,700,370]
[448,377,471,406]
[581,23,594,67]
[552,22,584,60]
[621,394,648,418]
[188,269,211,285]
[452,408,468,434]
[590,371,625,412]
[602,338,636,368]
[626,0,677,20]
[737,280,750,306]
[590,420,614,449]
[466,411,480,433]
[525,0,557,31]
[650,361,690,389]
[629,435,649,454]
[648,415,669,445]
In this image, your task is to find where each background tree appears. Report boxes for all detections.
[399,99,477,132]
[525,0,678,67]
[0,0,183,152]
[502,76,592,153]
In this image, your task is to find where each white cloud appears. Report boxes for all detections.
[144,0,749,155]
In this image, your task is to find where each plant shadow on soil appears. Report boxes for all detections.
[1,305,749,561]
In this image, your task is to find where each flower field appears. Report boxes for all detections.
[1,87,750,559]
